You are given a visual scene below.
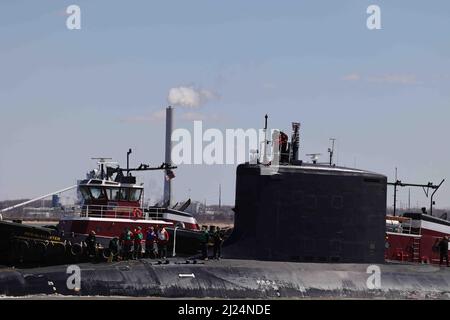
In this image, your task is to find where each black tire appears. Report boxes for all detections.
[14,240,30,264]
[35,241,48,255]
[47,242,66,264]
[102,248,111,260]
[71,243,83,256]
[52,242,66,256]
[17,239,30,252]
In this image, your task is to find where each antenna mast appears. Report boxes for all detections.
[126,149,132,174]
[328,138,336,166]
[262,114,269,164]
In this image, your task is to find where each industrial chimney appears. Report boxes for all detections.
[163,106,173,207]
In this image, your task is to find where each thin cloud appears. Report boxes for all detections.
[120,109,166,123]
[341,73,419,85]
[181,112,208,121]
[181,112,223,122]
[367,74,418,85]
[342,73,361,81]
[120,109,224,124]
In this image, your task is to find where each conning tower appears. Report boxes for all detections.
[226,116,387,263]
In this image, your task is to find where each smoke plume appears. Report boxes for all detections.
[167,86,217,108]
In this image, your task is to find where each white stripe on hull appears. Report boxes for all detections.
[164,213,197,225]
[61,217,172,225]
[420,220,450,235]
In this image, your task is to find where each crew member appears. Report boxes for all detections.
[213,226,224,260]
[157,226,170,259]
[439,236,449,267]
[85,230,97,261]
[120,227,134,260]
[133,226,144,259]
[108,237,120,261]
[145,226,158,259]
[200,226,210,261]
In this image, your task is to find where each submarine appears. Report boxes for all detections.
[0,111,449,299]
[225,118,386,264]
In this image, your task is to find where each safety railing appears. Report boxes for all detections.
[145,207,166,220]
[80,205,166,220]
[386,215,413,234]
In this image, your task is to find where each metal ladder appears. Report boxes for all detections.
[412,237,421,263]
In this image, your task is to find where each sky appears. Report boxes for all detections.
[1,1,450,209]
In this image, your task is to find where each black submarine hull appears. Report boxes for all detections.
[0,259,449,299]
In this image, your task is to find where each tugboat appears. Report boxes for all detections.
[0,106,203,265]
[57,158,202,254]
[0,158,203,265]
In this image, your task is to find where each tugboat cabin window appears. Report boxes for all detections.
[80,186,141,202]
[79,187,91,200]
[106,188,121,201]
[119,188,129,201]
[105,188,129,201]
[90,187,106,200]
[129,189,142,201]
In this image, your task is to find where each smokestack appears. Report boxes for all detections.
[291,122,300,163]
[163,106,173,206]
[219,184,222,208]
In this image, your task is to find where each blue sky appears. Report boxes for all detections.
[1,1,450,209]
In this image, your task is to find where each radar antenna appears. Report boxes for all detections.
[91,157,117,179]
[306,153,321,164]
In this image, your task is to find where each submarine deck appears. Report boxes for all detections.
[0,258,449,299]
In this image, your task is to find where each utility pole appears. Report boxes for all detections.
[393,167,398,216]
[408,188,411,211]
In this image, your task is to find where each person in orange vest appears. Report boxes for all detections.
[157,226,170,259]
[133,226,144,259]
